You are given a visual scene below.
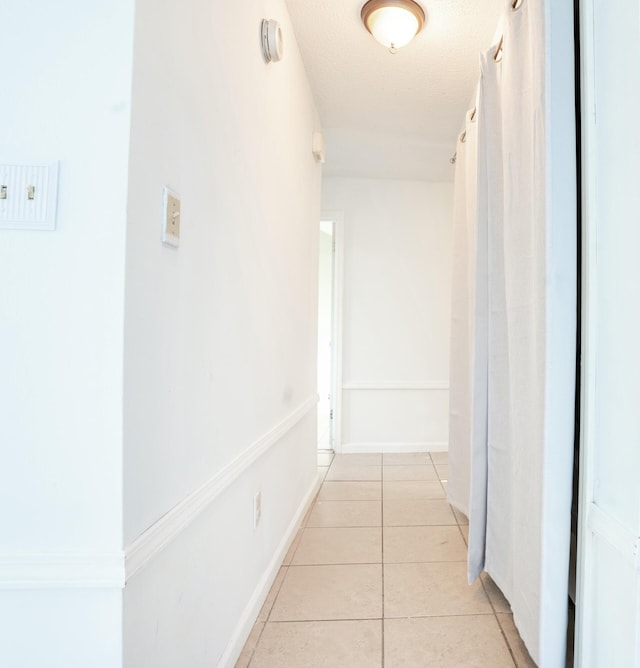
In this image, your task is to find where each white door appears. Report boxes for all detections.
[576,1,640,664]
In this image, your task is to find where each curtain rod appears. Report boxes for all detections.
[450,0,523,166]
[495,0,523,61]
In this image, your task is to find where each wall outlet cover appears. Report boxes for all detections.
[161,186,180,247]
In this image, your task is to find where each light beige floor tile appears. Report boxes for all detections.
[497,613,538,667]
[331,453,382,466]
[301,498,319,527]
[383,465,439,481]
[384,562,492,617]
[430,451,449,464]
[318,481,382,501]
[292,527,382,565]
[481,572,511,613]
[282,529,303,566]
[385,615,514,668]
[384,526,467,563]
[250,620,382,668]
[383,453,431,466]
[258,567,289,622]
[383,480,446,500]
[383,498,457,526]
[459,524,469,545]
[435,464,449,481]
[235,621,264,668]
[325,464,382,481]
[270,564,382,621]
[453,506,469,525]
[307,500,381,527]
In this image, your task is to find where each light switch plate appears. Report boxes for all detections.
[161,186,180,247]
[0,162,59,231]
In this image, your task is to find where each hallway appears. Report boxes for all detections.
[236,453,535,667]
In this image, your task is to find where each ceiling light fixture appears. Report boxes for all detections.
[361,0,426,54]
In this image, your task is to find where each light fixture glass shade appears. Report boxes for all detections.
[361,0,425,50]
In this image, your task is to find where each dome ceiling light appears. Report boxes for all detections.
[361,0,426,54]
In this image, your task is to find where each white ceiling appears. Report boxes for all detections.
[285,0,506,181]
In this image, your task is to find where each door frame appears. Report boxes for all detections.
[320,210,344,453]
[574,0,597,661]
[574,1,640,664]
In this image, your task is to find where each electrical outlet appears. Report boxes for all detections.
[161,186,180,247]
[253,490,262,529]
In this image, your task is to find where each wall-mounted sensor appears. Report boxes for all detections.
[312,132,326,164]
[261,19,283,63]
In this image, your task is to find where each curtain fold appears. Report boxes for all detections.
[468,43,504,585]
[447,108,477,519]
[448,1,575,665]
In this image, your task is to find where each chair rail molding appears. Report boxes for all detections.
[125,394,317,581]
[0,396,317,590]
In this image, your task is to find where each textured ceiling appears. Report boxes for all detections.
[285,0,506,181]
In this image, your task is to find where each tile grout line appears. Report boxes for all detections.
[267,616,384,624]
[435,448,517,667]
[429,452,447,497]
[246,562,292,666]
[246,459,331,667]
[479,572,518,668]
[432,451,471,557]
[244,571,281,668]
[264,611,498,624]
[305,523,461,529]
[286,558,468,567]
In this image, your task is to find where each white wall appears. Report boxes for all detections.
[0,0,322,665]
[0,2,132,665]
[122,0,322,665]
[321,178,453,452]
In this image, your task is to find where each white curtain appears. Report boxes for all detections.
[448,1,576,665]
[447,108,479,520]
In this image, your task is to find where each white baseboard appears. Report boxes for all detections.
[341,442,448,454]
[342,381,449,391]
[218,471,323,668]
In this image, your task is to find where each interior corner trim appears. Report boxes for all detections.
[124,394,317,582]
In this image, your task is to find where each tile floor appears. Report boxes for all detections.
[236,452,537,667]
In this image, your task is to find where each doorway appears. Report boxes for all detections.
[316,212,343,453]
